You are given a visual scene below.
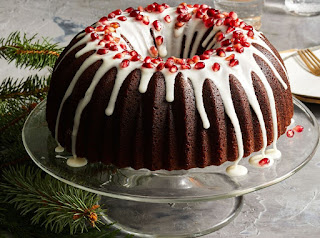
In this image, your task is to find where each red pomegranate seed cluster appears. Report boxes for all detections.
[287,125,304,138]
[85,3,258,71]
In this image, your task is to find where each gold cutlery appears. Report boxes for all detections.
[297,49,320,76]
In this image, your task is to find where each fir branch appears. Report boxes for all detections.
[0,32,62,70]
[0,75,50,101]
[0,165,108,234]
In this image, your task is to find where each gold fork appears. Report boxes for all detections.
[297,49,320,76]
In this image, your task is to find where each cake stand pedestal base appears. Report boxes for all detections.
[100,196,243,237]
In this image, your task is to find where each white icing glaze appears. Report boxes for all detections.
[52,4,290,172]
[67,157,88,167]
[55,145,64,153]
[226,164,248,176]
[266,148,282,160]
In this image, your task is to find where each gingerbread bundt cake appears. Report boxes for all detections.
[46,3,293,175]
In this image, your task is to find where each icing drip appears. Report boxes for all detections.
[55,145,64,153]
[226,164,248,177]
[67,157,88,167]
[53,4,290,171]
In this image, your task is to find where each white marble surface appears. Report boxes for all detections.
[1,0,320,237]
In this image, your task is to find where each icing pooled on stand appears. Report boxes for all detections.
[48,3,293,173]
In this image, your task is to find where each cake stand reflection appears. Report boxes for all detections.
[22,98,319,237]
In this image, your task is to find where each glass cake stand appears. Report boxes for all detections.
[22,98,319,237]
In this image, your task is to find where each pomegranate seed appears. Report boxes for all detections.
[181,64,191,70]
[242,41,251,47]
[110,22,120,29]
[177,6,187,14]
[156,62,165,71]
[118,16,127,21]
[130,10,140,17]
[247,30,254,38]
[144,56,152,63]
[287,129,294,138]
[153,20,162,31]
[216,32,225,42]
[98,40,107,47]
[216,13,225,19]
[192,55,200,63]
[216,48,226,57]
[207,9,216,17]
[194,4,200,8]
[113,9,122,15]
[224,17,232,26]
[125,7,134,13]
[175,22,185,28]
[131,54,141,61]
[162,3,170,9]
[239,21,246,28]
[157,5,165,13]
[114,37,120,43]
[155,36,163,45]
[142,16,150,25]
[226,46,234,52]
[229,59,239,67]
[294,125,304,133]
[146,4,155,12]
[200,4,208,9]
[96,25,105,32]
[97,48,108,55]
[164,59,174,68]
[229,11,238,19]
[259,158,270,166]
[204,49,214,55]
[138,6,144,12]
[226,26,235,33]
[202,15,209,22]
[150,46,158,57]
[120,43,127,50]
[234,44,244,53]
[230,19,240,27]
[85,26,94,33]
[225,54,235,61]
[108,13,116,19]
[216,19,223,26]
[244,25,253,31]
[164,15,171,23]
[212,62,220,72]
[169,65,178,73]
[120,59,130,68]
[104,34,113,41]
[142,62,154,68]
[90,33,99,41]
[195,11,204,19]
[221,39,231,47]
[136,14,143,21]
[205,18,214,28]
[200,54,210,60]
[110,45,118,51]
[174,58,185,65]
[113,53,123,59]
[130,51,138,56]
[195,62,205,69]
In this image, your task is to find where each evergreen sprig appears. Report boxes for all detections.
[0,32,62,70]
[0,75,50,101]
[0,165,108,234]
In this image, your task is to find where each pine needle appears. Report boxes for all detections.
[0,165,107,234]
[0,32,62,70]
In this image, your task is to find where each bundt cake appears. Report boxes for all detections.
[46,2,293,175]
